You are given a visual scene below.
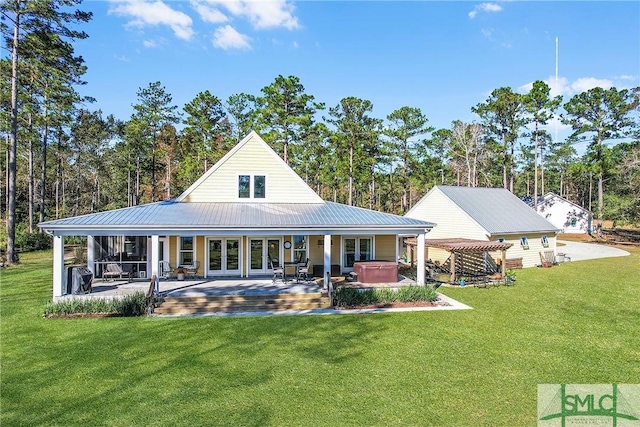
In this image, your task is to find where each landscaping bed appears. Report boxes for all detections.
[333,284,439,309]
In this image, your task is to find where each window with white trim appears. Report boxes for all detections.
[520,236,529,250]
[179,237,194,265]
[293,235,307,263]
[238,175,266,199]
[541,235,549,248]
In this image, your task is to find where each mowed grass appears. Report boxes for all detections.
[1,248,639,426]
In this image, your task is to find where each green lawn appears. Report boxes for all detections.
[1,248,639,426]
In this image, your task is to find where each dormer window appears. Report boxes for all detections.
[238,174,266,199]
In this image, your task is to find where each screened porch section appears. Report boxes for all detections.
[93,236,150,279]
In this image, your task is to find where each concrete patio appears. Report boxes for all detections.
[66,276,325,300]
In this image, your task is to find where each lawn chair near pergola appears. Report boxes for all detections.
[404,238,514,284]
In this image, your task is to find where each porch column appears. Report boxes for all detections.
[87,235,95,275]
[324,234,331,290]
[52,234,65,298]
[151,235,159,294]
[450,252,456,283]
[416,232,426,285]
[409,244,414,267]
[501,249,507,278]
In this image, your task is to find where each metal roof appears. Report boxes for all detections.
[39,201,435,236]
[436,186,560,234]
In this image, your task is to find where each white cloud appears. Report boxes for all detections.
[520,75,634,100]
[469,2,503,19]
[191,0,229,24]
[204,0,299,30]
[109,0,194,40]
[292,40,298,49]
[213,25,252,50]
[481,28,494,39]
[114,54,129,61]
[570,77,613,93]
[143,39,158,48]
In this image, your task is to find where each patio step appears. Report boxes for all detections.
[153,292,331,315]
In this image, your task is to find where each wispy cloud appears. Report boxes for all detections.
[213,24,252,50]
[109,0,300,50]
[108,0,194,40]
[142,39,159,48]
[469,2,503,19]
[191,0,229,24]
[114,54,129,61]
[480,27,511,48]
[205,0,299,30]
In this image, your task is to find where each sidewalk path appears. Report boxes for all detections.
[557,240,630,261]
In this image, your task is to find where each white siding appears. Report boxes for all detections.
[537,197,590,234]
[182,134,322,203]
[407,187,487,240]
[492,233,557,268]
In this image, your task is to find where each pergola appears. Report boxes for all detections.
[404,237,514,283]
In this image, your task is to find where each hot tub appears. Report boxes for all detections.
[353,261,398,283]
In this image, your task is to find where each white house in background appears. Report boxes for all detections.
[39,131,435,299]
[526,192,592,234]
[405,185,561,268]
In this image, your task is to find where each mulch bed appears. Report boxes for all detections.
[44,313,119,319]
[335,300,449,310]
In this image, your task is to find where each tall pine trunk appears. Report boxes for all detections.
[7,9,20,264]
[40,95,49,224]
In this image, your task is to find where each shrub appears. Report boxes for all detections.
[16,230,52,252]
[44,292,148,317]
[334,285,437,307]
[395,285,437,302]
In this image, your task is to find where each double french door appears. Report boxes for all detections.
[207,238,241,276]
[249,238,281,275]
[343,237,373,271]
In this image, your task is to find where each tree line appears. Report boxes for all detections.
[2,0,639,264]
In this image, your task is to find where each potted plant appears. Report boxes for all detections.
[176,267,185,281]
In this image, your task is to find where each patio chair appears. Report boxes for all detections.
[271,259,285,284]
[159,261,175,279]
[184,261,200,278]
[102,263,131,282]
[296,258,310,282]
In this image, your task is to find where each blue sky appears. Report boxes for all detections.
[74,0,639,143]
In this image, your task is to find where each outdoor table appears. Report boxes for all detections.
[284,262,303,282]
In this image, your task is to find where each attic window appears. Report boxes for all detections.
[520,236,529,250]
[238,175,266,199]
